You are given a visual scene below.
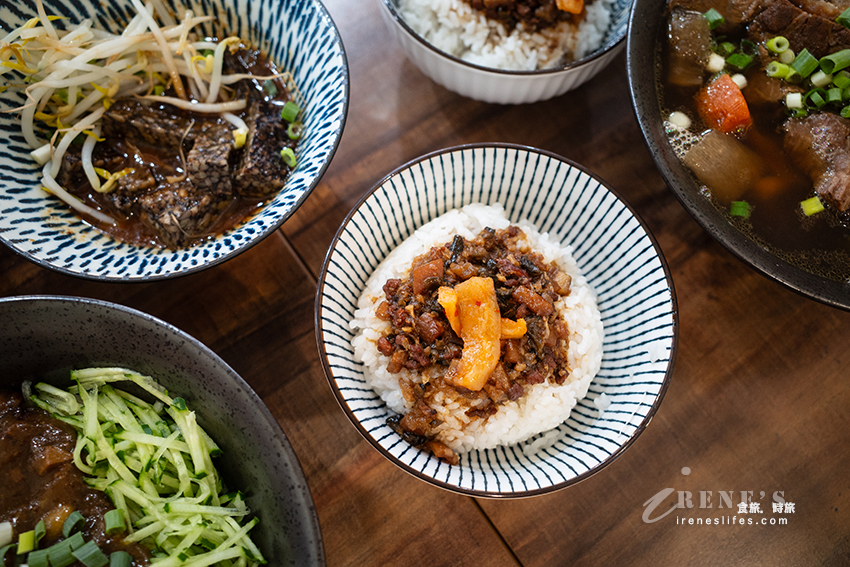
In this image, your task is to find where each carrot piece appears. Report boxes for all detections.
[696,73,752,135]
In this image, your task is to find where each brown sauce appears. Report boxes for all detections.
[0,390,150,565]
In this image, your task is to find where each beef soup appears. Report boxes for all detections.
[660,0,850,281]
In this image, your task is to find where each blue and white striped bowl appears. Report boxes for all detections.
[316,144,677,497]
[0,0,348,280]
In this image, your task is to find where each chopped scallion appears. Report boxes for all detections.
[706,52,726,73]
[281,147,297,168]
[171,397,187,410]
[71,541,109,567]
[820,49,850,74]
[0,544,17,567]
[839,7,850,28]
[786,92,804,109]
[809,70,833,88]
[17,530,34,555]
[827,87,843,104]
[791,49,819,78]
[287,122,303,140]
[766,61,790,79]
[716,41,736,57]
[834,69,850,89]
[47,539,76,567]
[766,36,789,54]
[104,510,125,535]
[841,105,850,118]
[33,520,45,548]
[730,201,751,218]
[109,551,132,567]
[780,49,795,65]
[280,100,300,122]
[801,196,824,216]
[806,89,827,108]
[726,53,754,71]
[62,510,85,537]
[27,548,50,567]
[703,8,724,29]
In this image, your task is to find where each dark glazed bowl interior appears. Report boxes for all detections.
[0,296,324,566]
[626,0,850,310]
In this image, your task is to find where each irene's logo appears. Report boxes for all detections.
[642,467,794,525]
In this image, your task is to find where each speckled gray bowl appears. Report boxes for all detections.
[0,295,324,566]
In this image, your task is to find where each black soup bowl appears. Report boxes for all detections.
[0,295,324,566]
[626,0,850,311]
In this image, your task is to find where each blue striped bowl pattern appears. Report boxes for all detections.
[317,144,678,497]
[0,0,348,280]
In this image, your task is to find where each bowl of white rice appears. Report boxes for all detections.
[316,144,678,497]
[377,0,630,104]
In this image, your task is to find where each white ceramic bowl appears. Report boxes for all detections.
[0,0,348,281]
[316,144,677,497]
[377,0,630,104]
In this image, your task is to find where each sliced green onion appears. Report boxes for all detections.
[833,69,850,89]
[280,100,300,122]
[47,540,76,567]
[109,551,132,567]
[0,544,17,567]
[0,524,10,550]
[171,397,187,411]
[62,510,85,537]
[280,146,297,168]
[104,510,125,535]
[791,49,819,78]
[703,8,724,29]
[806,89,827,108]
[740,39,758,56]
[810,69,833,88]
[766,36,789,54]
[287,122,303,140]
[766,61,790,79]
[17,530,34,555]
[262,79,278,98]
[27,548,50,567]
[33,520,45,548]
[706,52,726,73]
[820,49,850,74]
[801,196,824,216]
[786,92,803,109]
[841,105,850,118]
[839,7,850,28]
[726,53,754,71]
[827,87,843,104]
[716,41,736,57]
[784,67,803,83]
[71,541,109,567]
[780,48,796,65]
[730,200,751,218]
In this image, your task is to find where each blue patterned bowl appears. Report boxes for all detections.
[377,0,630,104]
[0,0,347,280]
[316,144,677,497]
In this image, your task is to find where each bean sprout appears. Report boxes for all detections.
[1,0,282,228]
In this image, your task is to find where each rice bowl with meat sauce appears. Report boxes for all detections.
[350,204,603,464]
[395,0,618,70]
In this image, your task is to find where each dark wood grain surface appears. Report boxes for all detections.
[3,0,850,565]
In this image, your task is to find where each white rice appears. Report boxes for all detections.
[396,0,616,70]
[350,203,604,454]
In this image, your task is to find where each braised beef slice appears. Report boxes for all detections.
[783,113,850,211]
[137,180,226,248]
[232,98,293,199]
[186,122,234,197]
[750,0,850,58]
[102,99,196,148]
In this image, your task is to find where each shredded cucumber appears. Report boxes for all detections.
[31,369,265,566]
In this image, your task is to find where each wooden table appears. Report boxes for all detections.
[3,1,850,565]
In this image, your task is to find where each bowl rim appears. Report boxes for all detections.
[0,293,326,564]
[315,142,679,498]
[626,0,850,311]
[379,0,627,77]
[0,0,350,283]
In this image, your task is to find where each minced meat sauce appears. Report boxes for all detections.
[0,390,150,565]
[377,226,574,464]
[462,0,584,31]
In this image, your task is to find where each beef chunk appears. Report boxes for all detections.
[232,99,293,199]
[783,113,850,211]
[102,100,195,149]
[137,180,228,248]
[751,0,850,58]
[186,122,233,197]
